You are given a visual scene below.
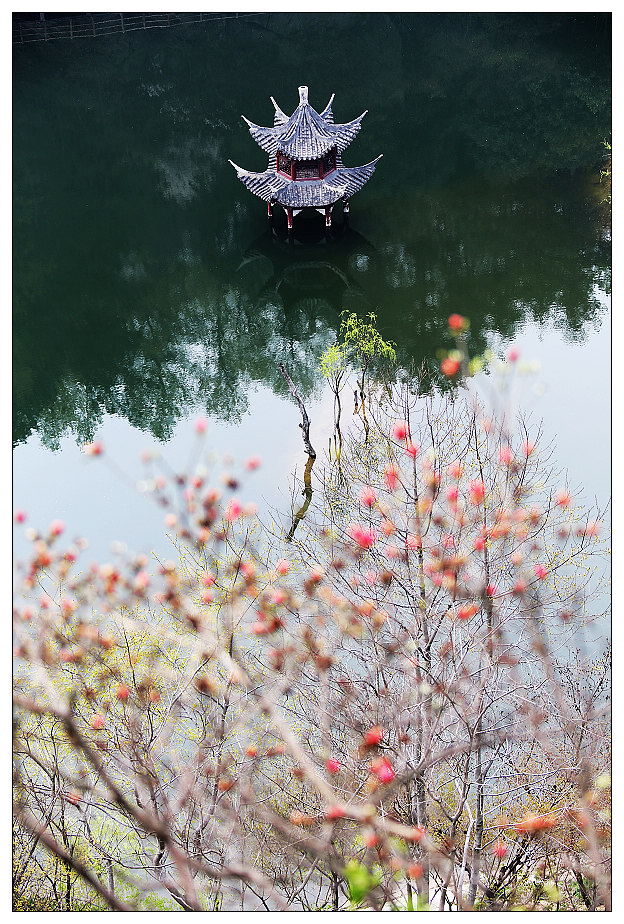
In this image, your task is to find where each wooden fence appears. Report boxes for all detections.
[13,12,259,45]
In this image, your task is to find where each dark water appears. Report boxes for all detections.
[13,12,611,559]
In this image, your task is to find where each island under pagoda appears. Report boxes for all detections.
[229,85,382,231]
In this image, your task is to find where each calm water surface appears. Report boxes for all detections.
[13,13,611,565]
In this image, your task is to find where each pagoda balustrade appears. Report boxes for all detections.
[276,147,337,181]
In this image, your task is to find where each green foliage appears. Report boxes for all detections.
[319,342,347,382]
[343,859,381,906]
[340,311,397,371]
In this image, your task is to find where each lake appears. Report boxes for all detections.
[13,12,610,580]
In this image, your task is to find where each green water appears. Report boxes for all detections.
[13,12,611,558]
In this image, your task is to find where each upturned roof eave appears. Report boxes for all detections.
[240,108,369,159]
[229,156,383,207]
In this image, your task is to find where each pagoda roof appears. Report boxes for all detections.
[241,86,367,160]
[228,157,383,208]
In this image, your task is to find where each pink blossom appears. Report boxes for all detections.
[275,558,291,575]
[164,513,177,529]
[326,758,341,774]
[384,464,399,491]
[194,416,208,434]
[49,519,65,537]
[359,486,377,507]
[523,440,536,456]
[506,346,520,363]
[133,570,150,592]
[486,583,498,596]
[364,570,378,585]
[442,535,456,550]
[406,533,422,551]
[448,461,464,479]
[202,571,216,586]
[473,536,486,552]
[83,441,103,456]
[225,499,242,522]
[348,524,377,549]
[240,561,256,580]
[579,521,600,537]
[201,590,214,604]
[468,480,486,504]
[554,489,571,508]
[14,510,26,524]
[90,714,105,730]
[391,421,408,441]
[405,440,420,457]
[244,455,262,471]
[446,485,459,504]
[534,564,548,580]
[498,446,514,465]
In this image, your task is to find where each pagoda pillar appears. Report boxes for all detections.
[267,199,273,218]
[325,206,332,228]
[287,207,293,230]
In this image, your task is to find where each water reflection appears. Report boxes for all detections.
[13,13,610,448]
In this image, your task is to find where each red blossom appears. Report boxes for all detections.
[441,357,461,377]
[83,441,103,456]
[492,841,508,859]
[90,714,106,731]
[405,440,420,457]
[325,758,341,774]
[534,564,548,580]
[276,558,291,575]
[448,313,468,331]
[457,603,479,620]
[325,805,346,820]
[370,756,395,783]
[363,726,384,747]
[49,519,65,537]
[244,455,262,471]
[14,510,27,524]
[194,416,208,434]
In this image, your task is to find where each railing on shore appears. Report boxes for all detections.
[13,12,259,45]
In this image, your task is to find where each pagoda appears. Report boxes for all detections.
[229,86,382,231]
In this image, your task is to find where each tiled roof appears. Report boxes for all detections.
[228,158,383,207]
[242,86,367,159]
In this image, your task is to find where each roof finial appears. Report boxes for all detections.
[298,86,309,106]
